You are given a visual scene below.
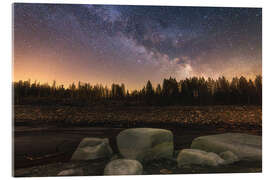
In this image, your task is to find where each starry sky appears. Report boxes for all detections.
[13,3,262,90]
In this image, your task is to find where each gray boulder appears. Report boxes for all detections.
[57,168,84,176]
[104,159,143,175]
[219,151,239,165]
[117,128,174,162]
[71,138,113,161]
[177,149,225,167]
[191,133,262,161]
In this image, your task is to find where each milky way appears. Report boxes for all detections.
[13,3,262,90]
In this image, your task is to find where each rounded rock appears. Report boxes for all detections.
[191,133,262,161]
[57,168,84,176]
[71,138,113,161]
[177,149,225,167]
[219,151,239,165]
[117,128,174,162]
[104,159,143,175]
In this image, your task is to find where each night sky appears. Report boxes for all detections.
[13,3,262,90]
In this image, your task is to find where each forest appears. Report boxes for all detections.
[13,75,262,106]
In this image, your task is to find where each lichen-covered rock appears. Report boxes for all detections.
[117,128,173,162]
[71,138,113,161]
[177,149,225,167]
[104,159,143,175]
[57,168,84,176]
[191,133,262,161]
[219,151,239,165]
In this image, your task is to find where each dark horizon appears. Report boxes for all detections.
[13,74,262,91]
[13,74,262,107]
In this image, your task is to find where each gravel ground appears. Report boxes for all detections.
[14,105,262,130]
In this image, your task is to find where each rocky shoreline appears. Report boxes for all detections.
[14,127,262,177]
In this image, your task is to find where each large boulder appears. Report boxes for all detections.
[71,138,113,161]
[191,133,262,161]
[177,149,225,167]
[104,159,143,175]
[117,128,174,162]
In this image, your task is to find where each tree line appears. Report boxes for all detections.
[13,75,262,106]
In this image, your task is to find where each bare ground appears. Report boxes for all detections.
[13,105,262,177]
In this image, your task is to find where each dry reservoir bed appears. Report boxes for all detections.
[13,105,262,176]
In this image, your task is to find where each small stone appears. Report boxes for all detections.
[160,169,172,174]
[104,159,143,175]
[219,151,239,165]
[110,154,121,161]
[57,168,84,176]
